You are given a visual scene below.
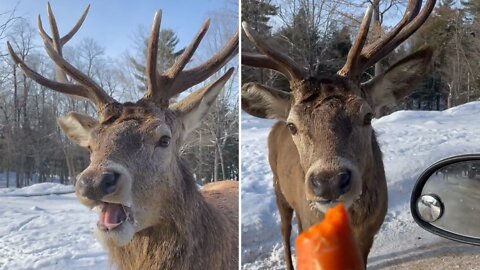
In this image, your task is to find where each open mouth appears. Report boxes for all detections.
[314,198,339,204]
[309,200,341,213]
[94,202,133,231]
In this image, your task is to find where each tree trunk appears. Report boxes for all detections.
[213,145,219,183]
[216,139,226,180]
[6,170,10,188]
[63,146,77,185]
[373,0,385,76]
[447,84,453,108]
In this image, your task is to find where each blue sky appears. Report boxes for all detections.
[1,0,238,57]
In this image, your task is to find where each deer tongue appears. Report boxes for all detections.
[100,203,127,230]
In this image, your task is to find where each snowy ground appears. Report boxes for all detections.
[0,184,108,269]
[3,102,480,269]
[241,101,480,269]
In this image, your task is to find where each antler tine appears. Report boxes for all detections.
[145,16,212,103]
[166,19,210,80]
[361,0,430,69]
[366,0,435,66]
[338,6,373,78]
[242,52,300,79]
[46,2,61,51]
[7,41,91,100]
[38,3,90,85]
[38,5,65,83]
[60,4,90,45]
[242,22,305,82]
[142,11,239,105]
[145,11,162,100]
[338,0,435,80]
[168,30,239,96]
[41,38,115,107]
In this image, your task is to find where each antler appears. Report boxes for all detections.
[338,0,436,80]
[144,11,239,106]
[241,22,306,83]
[241,0,434,83]
[38,3,89,84]
[8,3,116,111]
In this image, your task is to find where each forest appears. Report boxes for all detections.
[242,0,480,113]
[0,3,239,188]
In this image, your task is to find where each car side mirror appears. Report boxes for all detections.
[411,154,480,246]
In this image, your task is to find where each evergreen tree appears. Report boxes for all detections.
[131,29,184,93]
[241,0,278,84]
[242,0,277,33]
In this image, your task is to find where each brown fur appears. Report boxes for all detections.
[105,176,239,270]
[267,77,388,269]
[241,50,432,269]
[61,98,239,270]
[8,4,239,269]
[269,121,387,268]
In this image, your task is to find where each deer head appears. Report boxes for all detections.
[8,4,238,246]
[242,0,434,212]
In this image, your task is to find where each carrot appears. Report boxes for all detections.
[296,204,364,270]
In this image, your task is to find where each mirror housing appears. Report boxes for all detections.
[411,154,480,246]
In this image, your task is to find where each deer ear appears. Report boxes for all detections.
[172,68,234,136]
[241,82,292,121]
[362,48,433,115]
[57,112,98,148]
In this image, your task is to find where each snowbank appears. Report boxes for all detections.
[0,183,74,197]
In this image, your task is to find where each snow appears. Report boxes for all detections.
[0,184,108,269]
[241,101,480,269]
[0,183,74,197]
[3,102,480,269]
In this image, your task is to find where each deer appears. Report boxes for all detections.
[8,4,239,270]
[241,0,435,268]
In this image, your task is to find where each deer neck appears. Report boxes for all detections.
[105,157,230,270]
[350,132,387,225]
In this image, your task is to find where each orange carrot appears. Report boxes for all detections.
[296,204,364,270]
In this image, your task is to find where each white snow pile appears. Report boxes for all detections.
[241,101,480,269]
[0,183,108,269]
[0,183,74,197]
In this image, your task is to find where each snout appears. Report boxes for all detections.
[76,171,121,201]
[305,159,362,211]
[74,161,133,209]
[307,169,352,202]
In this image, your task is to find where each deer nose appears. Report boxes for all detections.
[76,171,120,200]
[309,169,352,201]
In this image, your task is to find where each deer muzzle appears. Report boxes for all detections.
[305,158,362,211]
[76,171,121,201]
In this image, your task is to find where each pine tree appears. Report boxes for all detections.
[241,0,278,84]
[131,29,184,93]
[241,0,277,34]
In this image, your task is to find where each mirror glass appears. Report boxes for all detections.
[415,159,480,239]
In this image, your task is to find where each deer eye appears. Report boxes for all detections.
[286,123,298,135]
[157,135,171,148]
[363,113,374,125]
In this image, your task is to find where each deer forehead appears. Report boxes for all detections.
[289,79,366,122]
[292,76,363,102]
[91,105,177,146]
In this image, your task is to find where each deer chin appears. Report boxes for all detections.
[308,191,362,214]
[93,202,136,247]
